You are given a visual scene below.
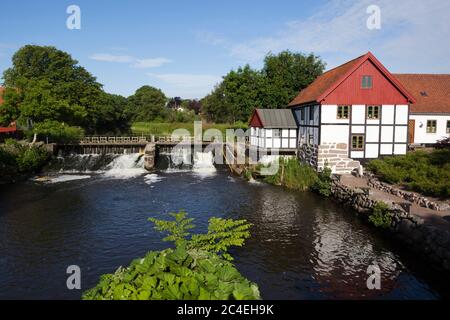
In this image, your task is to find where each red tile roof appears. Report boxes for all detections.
[394,74,450,114]
[288,52,415,106]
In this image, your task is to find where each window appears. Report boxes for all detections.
[337,105,349,119]
[362,75,373,89]
[426,120,437,133]
[447,121,450,134]
[351,135,364,150]
[309,107,315,121]
[367,105,380,119]
[300,108,305,121]
[273,129,281,138]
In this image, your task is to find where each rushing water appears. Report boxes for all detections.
[0,152,448,299]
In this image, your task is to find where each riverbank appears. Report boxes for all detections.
[0,140,52,184]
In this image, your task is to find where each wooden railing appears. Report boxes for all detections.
[79,136,149,144]
[76,135,247,145]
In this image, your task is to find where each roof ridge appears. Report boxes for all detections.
[319,54,366,76]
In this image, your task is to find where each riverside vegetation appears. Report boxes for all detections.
[83,211,260,300]
[367,149,450,198]
[0,139,50,183]
[249,157,332,197]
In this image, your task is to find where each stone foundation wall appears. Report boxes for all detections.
[317,143,360,174]
[298,144,318,168]
[331,176,450,273]
[366,174,449,211]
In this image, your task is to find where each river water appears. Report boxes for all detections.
[0,153,448,299]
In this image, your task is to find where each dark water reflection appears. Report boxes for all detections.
[0,168,447,299]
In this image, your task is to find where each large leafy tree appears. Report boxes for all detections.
[1,45,102,128]
[260,50,325,109]
[126,85,167,122]
[201,51,326,123]
[202,65,264,123]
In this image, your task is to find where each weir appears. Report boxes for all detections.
[55,136,233,172]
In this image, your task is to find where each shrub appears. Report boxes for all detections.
[369,202,392,229]
[31,120,84,143]
[83,211,259,300]
[82,246,260,300]
[367,150,450,198]
[0,140,51,179]
[311,167,332,197]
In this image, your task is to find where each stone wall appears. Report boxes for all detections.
[317,143,360,174]
[298,144,318,168]
[366,174,448,211]
[331,176,450,274]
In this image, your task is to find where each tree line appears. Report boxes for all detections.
[201,51,326,123]
[0,45,200,141]
[0,45,326,142]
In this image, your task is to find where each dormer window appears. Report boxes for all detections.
[362,75,373,89]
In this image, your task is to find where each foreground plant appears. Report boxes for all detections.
[82,211,259,300]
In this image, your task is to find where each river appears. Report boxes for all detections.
[0,152,448,299]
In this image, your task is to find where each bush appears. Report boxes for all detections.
[83,211,259,300]
[367,150,450,198]
[311,167,332,197]
[0,139,50,179]
[369,202,392,229]
[31,120,84,143]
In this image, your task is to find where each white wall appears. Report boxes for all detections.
[321,105,349,124]
[410,114,450,144]
[352,105,366,124]
[320,125,348,145]
[396,105,409,125]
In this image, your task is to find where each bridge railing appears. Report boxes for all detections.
[76,135,244,145]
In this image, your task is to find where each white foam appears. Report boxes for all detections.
[192,151,216,177]
[144,173,164,185]
[103,154,146,179]
[45,175,91,184]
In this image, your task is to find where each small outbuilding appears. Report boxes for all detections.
[249,108,297,150]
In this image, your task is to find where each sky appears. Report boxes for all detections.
[0,0,449,99]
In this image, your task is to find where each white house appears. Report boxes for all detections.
[394,74,450,145]
[249,109,297,150]
[288,52,416,174]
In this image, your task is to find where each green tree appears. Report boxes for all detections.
[1,45,102,128]
[260,51,325,108]
[126,85,167,122]
[201,65,264,123]
[200,51,325,123]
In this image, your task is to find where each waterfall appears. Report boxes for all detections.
[103,154,146,179]
[192,151,216,177]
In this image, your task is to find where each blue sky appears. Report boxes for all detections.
[0,0,449,99]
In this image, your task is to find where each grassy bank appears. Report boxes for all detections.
[131,122,248,136]
[250,157,332,196]
[0,139,51,183]
[367,149,450,198]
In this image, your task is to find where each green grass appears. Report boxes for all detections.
[263,157,319,191]
[131,122,248,136]
[366,149,450,198]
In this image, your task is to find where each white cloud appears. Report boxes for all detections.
[202,0,450,72]
[90,53,134,63]
[147,73,222,99]
[89,53,171,68]
[133,58,172,69]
